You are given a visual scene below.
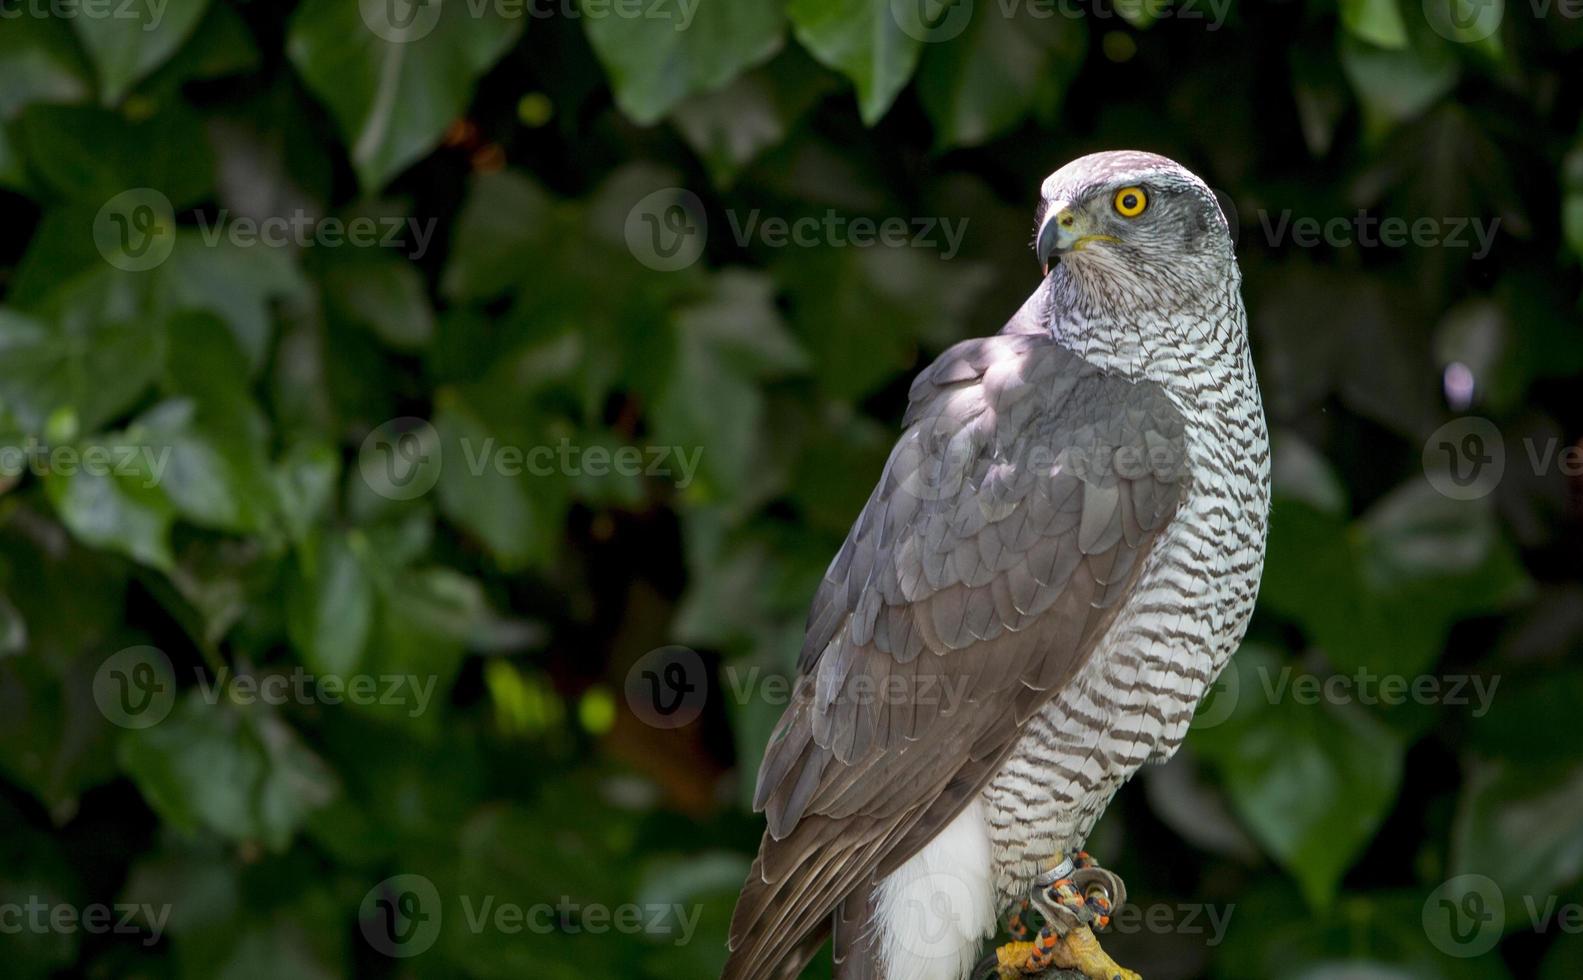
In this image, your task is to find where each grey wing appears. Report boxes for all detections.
[722,330,1187,980]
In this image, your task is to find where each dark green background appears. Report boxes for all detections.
[1,0,1581,977]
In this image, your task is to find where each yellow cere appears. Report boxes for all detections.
[1113,186,1148,217]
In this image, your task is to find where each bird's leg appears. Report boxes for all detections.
[1006,898,1033,941]
[992,853,1139,980]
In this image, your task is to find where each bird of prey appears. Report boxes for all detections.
[722,151,1270,980]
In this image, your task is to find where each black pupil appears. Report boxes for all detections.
[1122,193,1138,210]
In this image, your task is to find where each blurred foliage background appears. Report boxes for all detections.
[0,0,1581,978]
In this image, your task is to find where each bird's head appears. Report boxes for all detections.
[1035,151,1234,314]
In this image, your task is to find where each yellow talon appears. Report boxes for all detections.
[1049,925,1141,980]
[993,926,1141,980]
[994,940,1040,978]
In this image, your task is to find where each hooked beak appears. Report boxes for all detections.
[1036,203,1120,275]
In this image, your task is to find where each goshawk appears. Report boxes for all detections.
[724,151,1270,980]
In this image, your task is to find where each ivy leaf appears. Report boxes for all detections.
[788,0,924,124]
[286,529,375,677]
[580,0,785,125]
[70,0,212,105]
[319,254,435,352]
[916,3,1085,148]
[1262,484,1529,678]
[671,53,836,187]
[652,272,806,500]
[0,307,160,438]
[287,0,522,191]
[0,15,93,120]
[43,432,178,571]
[1192,646,1405,907]
[432,393,553,570]
[119,693,340,851]
[1339,0,1408,50]
[1339,32,1457,138]
[11,102,214,208]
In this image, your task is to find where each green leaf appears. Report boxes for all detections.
[0,14,93,120]
[43,433,177,571]
[1452,757,1583,921]
[652,272,806,499]
[0,307,160,437]
[788,0,924,124]
[1193,647,1405,907]
[580,0,785,125]
[11,102,214,208]
[441,170,561,303]
[0,526,128,817]
[319,254,435,351]
[70,0,212,104]
[159,233,309,373]
[1262,484,1528,678]
[1339,32,1458,138]
[916,4,1085,148]
[1340,0,1409,50]
[432,395,550,569]
[777,244,992,400]
[287,0,522,190]
[286,530,374,677]
[671,53,836,187]
[119,693,340,851]
[1564,140,1583,265]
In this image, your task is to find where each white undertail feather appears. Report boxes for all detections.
[872,800,997,980]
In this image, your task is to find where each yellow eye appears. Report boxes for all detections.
[1113,187,1148,217]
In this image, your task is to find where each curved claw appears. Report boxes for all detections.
[1030,879,1085,936]
[1072,866,1126,920]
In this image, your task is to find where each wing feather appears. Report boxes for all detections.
[726,311,1187,980]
